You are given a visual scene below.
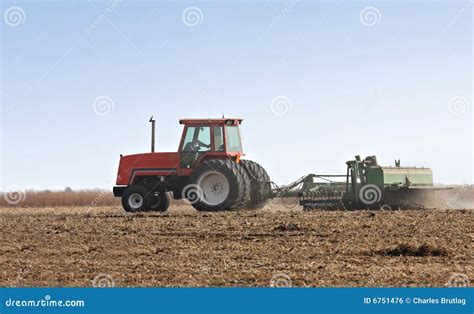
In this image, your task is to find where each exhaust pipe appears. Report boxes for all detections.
[149,116,155,153]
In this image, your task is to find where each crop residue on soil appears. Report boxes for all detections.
[0,206,472,287]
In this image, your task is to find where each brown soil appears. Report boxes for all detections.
[0,205,472,287]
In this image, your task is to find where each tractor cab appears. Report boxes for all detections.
[178,118,243,170]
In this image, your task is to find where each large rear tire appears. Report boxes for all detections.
[187,159,250,211]
[240,159,271,208]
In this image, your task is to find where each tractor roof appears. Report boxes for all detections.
[179,118,243,125]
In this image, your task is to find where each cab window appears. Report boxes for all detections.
[214,126,224,152]
[225,126,242,152]
[182,126,211,152]
[182,126,196,151]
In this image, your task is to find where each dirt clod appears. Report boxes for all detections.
[376,244,450,257]
[273,223,301,231]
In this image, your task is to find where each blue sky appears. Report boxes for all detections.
[1,0,472,190]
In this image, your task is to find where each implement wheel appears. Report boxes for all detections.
[239,159,272,208]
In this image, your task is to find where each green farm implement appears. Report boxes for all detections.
[274,155,441,210]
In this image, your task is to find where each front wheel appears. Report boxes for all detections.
[150,191,170,212]
[121,185,151,212]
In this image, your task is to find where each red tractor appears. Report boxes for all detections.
[113,118,271,212]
